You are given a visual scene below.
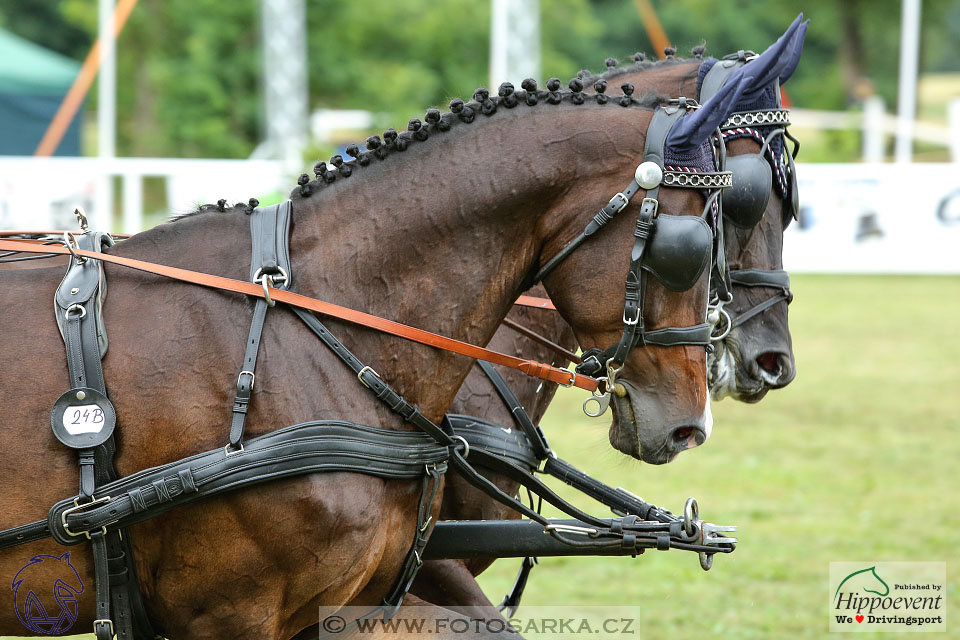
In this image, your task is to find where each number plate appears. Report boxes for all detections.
[50,388,116,449]
[62,404,108,434]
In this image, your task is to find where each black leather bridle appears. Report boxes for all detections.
[532,100,731,404]
[700,51,798,335]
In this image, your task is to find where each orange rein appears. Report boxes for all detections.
[0,239,595,392]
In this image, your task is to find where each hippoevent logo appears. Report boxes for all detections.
[11,552,84,635]
[829,562,946,632]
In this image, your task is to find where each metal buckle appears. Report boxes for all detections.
[682,497,699,537]
[709,306,732,342]
[93,618,114,638]
[65,303,87,320]
[74,207,90,233]
[224,442,245,457]
[357,365,381,388]
[252,266,289,287]
[451,435,470,458]
[582,385,611,418]
[622,307,640,326]
[253,267,288,308]
[260,277,275,307]
[640,196,659,218]
[62,231,86,265]
[609,192,628,213]
[61,495,113,539]
[558,369,577,388]
[237,370,255,390]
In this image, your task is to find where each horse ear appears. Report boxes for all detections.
[665,75,751,153]
[735,14,806,97]
[778,18,810,85]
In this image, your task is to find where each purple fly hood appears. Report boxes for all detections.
[731,14,810,98]
[664,73,752,154]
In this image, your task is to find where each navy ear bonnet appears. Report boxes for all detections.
[696,15,809,199]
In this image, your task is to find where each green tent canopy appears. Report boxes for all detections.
[0,28,82,155]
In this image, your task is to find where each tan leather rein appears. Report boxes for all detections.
[0,239,594,392]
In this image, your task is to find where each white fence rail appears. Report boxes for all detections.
[0,156,286,233]
[2,156,960,274]
[791,97,960,163]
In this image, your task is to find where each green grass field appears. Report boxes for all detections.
[3,275,957,639]
[476,274,960,638]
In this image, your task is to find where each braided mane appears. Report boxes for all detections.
[577,46,705,85]
[179,76,665,220]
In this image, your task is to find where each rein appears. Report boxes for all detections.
[0,239,596,392]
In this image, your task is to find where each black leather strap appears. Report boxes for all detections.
[248,201,293,284]
[728,268,793,328]
[381,464,444,615]
[475,360,551,460]
[291,307,456,447]
[729,268,790,289]
[534,180,642,283]
[55,232,156,640]
[228,299,268,447]
[498,556,537,617]
[444,415,541,471]
[229,203,295,448]
[48,421,452,543]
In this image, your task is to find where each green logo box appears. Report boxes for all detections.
[829,562,947,633]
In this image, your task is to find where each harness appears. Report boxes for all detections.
[440,360,735,614]
[534,100,732,414]
[0,102,738,634]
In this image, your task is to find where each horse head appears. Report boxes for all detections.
[704,14,809,401]
[539,76,749,464]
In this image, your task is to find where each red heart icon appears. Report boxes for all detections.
[856,615,864,623]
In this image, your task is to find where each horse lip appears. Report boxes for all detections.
[609,379,689,465]
[609,381,641,459]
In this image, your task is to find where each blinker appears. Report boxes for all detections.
[723,154,772,228]
[641,215,713,292]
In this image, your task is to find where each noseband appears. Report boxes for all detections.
[532,99,732,399]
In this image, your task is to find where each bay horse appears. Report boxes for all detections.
[583,15,808,402]
[407,15,810,620]
[0,76,745,638]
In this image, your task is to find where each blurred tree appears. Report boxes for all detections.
[0,0,91,59]
[1,0,955,158]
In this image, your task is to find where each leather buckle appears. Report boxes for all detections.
[237,370,255,390]
[61,495,113,539]
[93,618,114,638]
[609,192,629,213]
[357,365,381,389]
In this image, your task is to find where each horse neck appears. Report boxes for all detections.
[284,104,651,414]
[597,60,701,101]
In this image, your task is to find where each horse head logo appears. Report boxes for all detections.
[834,566,890,600]
[11,552,84,635]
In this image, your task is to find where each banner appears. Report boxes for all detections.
[786,163,960,274]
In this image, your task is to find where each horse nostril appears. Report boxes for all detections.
[670,425,706,450]
[756,352,782,375]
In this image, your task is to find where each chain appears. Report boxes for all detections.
[721,109,791,130]
[662,171,733,189]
